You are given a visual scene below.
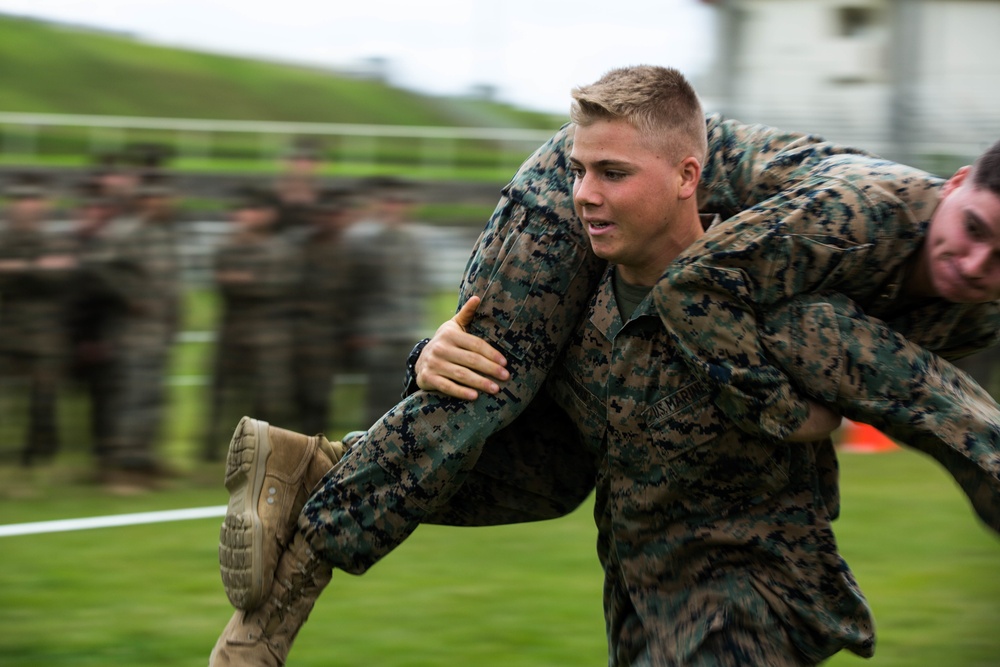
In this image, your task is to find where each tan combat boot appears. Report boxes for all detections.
[219,416,347,610]
[210,531,333,666]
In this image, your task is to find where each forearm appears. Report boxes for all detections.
[762,292,1000,533]
[660,170,901,439]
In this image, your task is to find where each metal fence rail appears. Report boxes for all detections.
[0,111,557,170]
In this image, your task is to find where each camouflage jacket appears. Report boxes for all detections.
[658,154,1000,440]
[293,227,358,350]
[0,225,76,356]
[214,231,298,347]
[105,216,182,349]
[351,221,429,344]
[545,266,874,665]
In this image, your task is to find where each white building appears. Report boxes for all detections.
[698,0,1000,171]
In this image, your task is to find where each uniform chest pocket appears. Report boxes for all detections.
[772,235,875,298]
[640,386,794,517]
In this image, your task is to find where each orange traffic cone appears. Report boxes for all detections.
[836,419,899,453]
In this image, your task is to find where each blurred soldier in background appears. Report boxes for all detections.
[91,151,140,220]
[100,173,182,493]
[202,186,298,461]
[274,138,324,242]
[349,176,430,425]
[63,179,126,465]
[289,187,360,436]
[90,143,174,221]
[0,172,77,466]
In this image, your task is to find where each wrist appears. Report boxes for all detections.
[401,337,431,398]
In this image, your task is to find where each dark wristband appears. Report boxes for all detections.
[401,337,432,398]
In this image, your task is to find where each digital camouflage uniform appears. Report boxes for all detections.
[64,220,125,461]
[351,220,430,426]
[299,115,868,562]
[292,116,1000,664]
[274,173,320,241]
[544,245,871,665]
[291,220,357,436]
[103,214,181,471]
[205,231,299,458]
[658,155,1000,535]
[0,225,75,464]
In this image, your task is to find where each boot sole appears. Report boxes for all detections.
[219,416,271,610]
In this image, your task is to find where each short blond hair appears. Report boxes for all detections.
[570,65,707,164]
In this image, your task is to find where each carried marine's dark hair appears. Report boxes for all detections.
[970,139,1000,197]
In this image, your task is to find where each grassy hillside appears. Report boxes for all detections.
[0,13,561,129]
[0,14,564,181]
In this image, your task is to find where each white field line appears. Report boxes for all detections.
[0,505,226,538]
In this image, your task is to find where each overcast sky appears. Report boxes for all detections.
[0,0,717,114]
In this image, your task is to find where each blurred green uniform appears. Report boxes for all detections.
[351,215,429,426]
[0,223,75,464]
[205,225,299,458]
[103,205,181,474]
[64,200,126,462]
[291,201,358,436]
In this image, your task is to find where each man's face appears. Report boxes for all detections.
[569,118,696,286]
[234,206,275,231]
[103,171,136,197]
[286,156,319,179]
[77,203,113,235]
[923,166,1000,303]
[9,196,49,226]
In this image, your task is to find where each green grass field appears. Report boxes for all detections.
[0,449,998,666]
[0,291,998,666]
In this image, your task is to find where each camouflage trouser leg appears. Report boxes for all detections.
[762,293,1000,533]
[682,614,808,667]
[421,388,597,526]
[26,363,60,463]
[109,344,169,470]
[292,346,336,436]
[87,360,117,459]
[301,195,606,573]
[608,574,811,667]
[253,340,293,427]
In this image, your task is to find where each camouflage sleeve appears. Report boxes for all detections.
[884,298,1000,362]
[761,292,1000,534]
[101,232,147,310]
[215,240,298,300]
[937,325,1000,360]
[698,113,874,219]
[656,172,907,440]
[0,232,73,294]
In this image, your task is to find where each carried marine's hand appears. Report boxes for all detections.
[415,295,510,400]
